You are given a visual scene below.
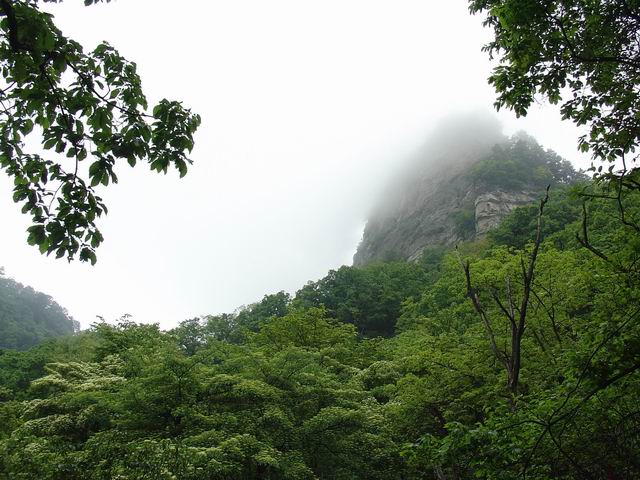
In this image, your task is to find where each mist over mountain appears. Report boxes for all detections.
[0,269,78,350]
[354,112,582,265]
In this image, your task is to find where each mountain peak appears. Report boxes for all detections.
[353,115,581,266]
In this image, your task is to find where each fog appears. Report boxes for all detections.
[0,1,590,328]
[407,111,506,173]
[371,111,507,220]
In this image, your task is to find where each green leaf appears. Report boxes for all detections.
[43,138,57,150]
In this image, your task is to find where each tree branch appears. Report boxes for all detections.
[460,254,508,367]
[0,0,27,52]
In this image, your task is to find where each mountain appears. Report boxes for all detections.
[0,268,78,350]
[1,164,638,479]
[353,113,582,265]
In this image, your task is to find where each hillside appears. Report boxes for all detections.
[1,1,639,478]
[0,269,78,350]
[1,175,639,479]
[354,115,582,265]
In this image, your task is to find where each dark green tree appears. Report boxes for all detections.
[295,262,426,337]
[469,0,640,168]
[235,291,291,332]
[0,268,77,349]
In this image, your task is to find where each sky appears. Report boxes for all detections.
[0,0,591,329]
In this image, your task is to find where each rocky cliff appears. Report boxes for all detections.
[353,115,580,266]
[474,191,539,236]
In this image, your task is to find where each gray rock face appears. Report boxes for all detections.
[353,184,538,266]
[352,165,473,266]
[474,191,537,236]
[352,115,565,267]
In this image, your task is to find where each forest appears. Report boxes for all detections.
[2,161,640,478]
[0,269,78,350]
[1,0,640,479]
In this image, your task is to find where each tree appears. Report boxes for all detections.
[235,291,291,332]
[294,262,426,337]
[461,188,549,396]
[0,0,201,263]
[0,268,78,349]
[468,0,640,168]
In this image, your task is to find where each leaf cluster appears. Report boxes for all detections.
[0,1,200,263]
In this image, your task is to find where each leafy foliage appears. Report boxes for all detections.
[295,262,427,337]
[469,0,640,166]
[468,132,585,190]
[2,183,639,479]
[488,184,584,249]
[1,2,639,478]
[0,0,200,263]
[235,291,291,332]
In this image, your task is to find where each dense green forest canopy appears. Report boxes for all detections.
[468,133,586,190]
[1,1,640,479]
[0,268,77,350]
[1,179,639,479]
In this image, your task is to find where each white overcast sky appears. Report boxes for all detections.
[0,0,590,329]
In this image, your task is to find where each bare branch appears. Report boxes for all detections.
[459,251,508,368]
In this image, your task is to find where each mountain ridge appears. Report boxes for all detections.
[353,115,582,266]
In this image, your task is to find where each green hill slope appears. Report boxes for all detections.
[1,179,639,479]
[0,269,78,350]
